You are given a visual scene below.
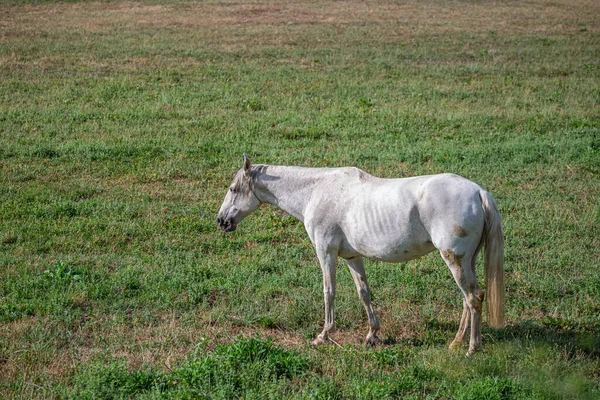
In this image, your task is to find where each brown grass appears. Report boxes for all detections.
[1,0,599,40]
[2,0,597,75]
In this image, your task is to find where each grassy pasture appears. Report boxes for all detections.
[1,0,599,398]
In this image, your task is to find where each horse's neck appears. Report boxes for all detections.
[254,165,321,222]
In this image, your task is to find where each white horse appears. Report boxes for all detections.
[217,155,505,354]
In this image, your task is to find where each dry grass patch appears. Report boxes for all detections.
[1,0,598,38]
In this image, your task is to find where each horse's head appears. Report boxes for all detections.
[216,155,261,232]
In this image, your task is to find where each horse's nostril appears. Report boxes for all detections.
[217,217,223,225]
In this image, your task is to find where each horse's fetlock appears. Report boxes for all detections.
[449,339,464,351]
[365,334,381,347]
[372,318,380,331]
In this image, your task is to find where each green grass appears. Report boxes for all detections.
[1,0,599,398]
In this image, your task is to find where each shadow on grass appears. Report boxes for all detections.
[383,318,600,358]
[488,319,600,358]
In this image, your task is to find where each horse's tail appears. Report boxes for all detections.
[480,190,505,329]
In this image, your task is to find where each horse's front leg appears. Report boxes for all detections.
[312,246,338,346]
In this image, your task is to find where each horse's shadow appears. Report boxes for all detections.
[486,319,600,357]
[387,319,600,358]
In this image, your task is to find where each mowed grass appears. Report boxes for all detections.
[1,0,599,398]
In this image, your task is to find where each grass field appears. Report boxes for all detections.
[1,0,599,398]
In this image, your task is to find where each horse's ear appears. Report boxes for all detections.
[243,154,251,176]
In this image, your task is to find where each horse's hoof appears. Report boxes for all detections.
[449,340,463,351]
[311,336,327,346]
[466,346,481,356]
[365,335,381,347]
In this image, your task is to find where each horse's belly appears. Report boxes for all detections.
[340,235,436,263]
[340,194,434,262]
[378,240,436,262]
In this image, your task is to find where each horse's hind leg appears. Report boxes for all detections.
[440,249,484,355]
[449,299,470,350]
[448,237,484,351]
[346,257,380,346]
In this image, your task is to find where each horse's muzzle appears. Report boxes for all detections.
[216,217,236,232]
